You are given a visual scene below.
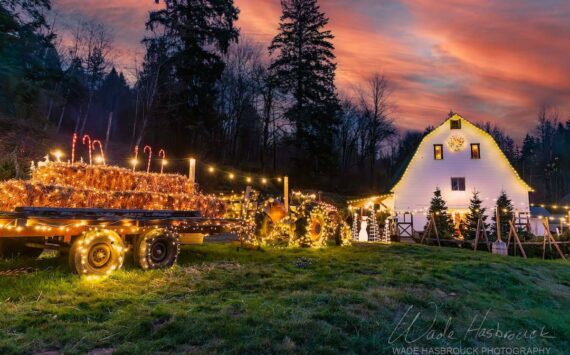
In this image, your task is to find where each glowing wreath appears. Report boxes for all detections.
[447,135,465,152]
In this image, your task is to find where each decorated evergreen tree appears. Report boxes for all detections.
[492,190,514,238]
[426,187,455,238]
[463,191,488,240]
[368,209,380,242]
[351,212,359,241]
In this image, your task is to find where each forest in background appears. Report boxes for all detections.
[0,0,569,202]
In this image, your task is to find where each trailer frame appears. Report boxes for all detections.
[0,207,246,275]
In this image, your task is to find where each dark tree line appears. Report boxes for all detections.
[1,0,569,199]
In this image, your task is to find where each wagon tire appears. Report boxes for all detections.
[69,230,125,275]
[133,229,180,270]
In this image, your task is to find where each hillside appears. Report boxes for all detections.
[0,243,568,354]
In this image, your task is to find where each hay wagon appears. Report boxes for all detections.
[0,207,244,275]
[0,162,350,276]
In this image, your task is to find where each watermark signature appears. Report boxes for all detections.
[388,303,554,353]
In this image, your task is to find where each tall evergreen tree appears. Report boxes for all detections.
[145,0,239,155]
[462,190,488,240]
[426,187,455,238]
[492,190,514,238]
[0,0,61,120]
[520,134,538,188]
[269,0,340,179]
[95,68,131,139]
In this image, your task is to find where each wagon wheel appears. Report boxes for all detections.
[260,216,295,247]
[0,238,43,259]
[307,212,327,246]
[133,229,180,270]
[69,230,125,275]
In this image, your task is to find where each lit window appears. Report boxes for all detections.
[434,144,443,160]
[450,120,461,129]
[451,177,466,191]
[471,143,480,159]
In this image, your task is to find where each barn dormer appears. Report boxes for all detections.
[450,117,461,129]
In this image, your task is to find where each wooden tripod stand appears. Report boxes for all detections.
[505,218,527,259]
[473,214,491,252]
[541,219,567,260]
[420,213,441,246]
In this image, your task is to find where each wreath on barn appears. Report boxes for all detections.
[447,135,465,152]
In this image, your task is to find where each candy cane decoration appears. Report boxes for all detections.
[92,140,105,165]
[71,133,77,164]
[143,145,152,173]
[82,135,92,165]
[158,149,166,174]
[132,145,139,172]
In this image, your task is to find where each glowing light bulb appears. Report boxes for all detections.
[208,166,215,173]
[261,178,267,184]
[94,155,104,164]
[246,177,252,183]
[229,173,235,180]
[52,150,63,162]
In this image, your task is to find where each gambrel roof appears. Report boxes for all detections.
[390,113,533,193]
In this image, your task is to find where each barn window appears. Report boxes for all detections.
[450,119,461,129]
[434,144,443,160]
[451,177,466,191]
[471,143,480,159]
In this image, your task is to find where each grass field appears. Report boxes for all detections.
[0,243,569,354]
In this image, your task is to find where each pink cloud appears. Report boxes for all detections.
[51,0,570,139]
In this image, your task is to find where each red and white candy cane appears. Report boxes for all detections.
[158,149,166,174]
[132,146,139,172]
[82,135,92,165]
[92,140,105,165]
[71,133,77,164]
[143,145,152,173]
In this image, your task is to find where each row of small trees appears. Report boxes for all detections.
[426,188,515,240]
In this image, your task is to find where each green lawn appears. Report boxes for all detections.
[0,243,569,354]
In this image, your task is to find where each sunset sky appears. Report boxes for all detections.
[52,0,570,139]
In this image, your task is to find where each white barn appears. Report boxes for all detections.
[359,114,533,233]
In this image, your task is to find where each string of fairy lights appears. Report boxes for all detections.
[194,161,284,186]
[530,203,570,210]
